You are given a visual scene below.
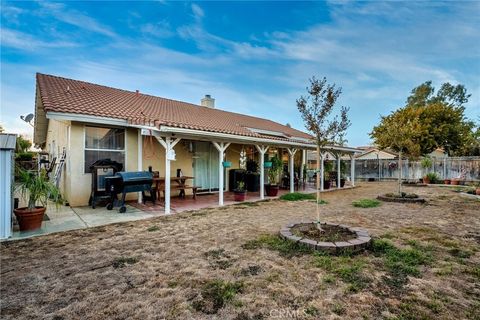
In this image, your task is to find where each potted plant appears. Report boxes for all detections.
[421,156,433,184]
[475,183,480,196]
[245,159,260,192]
[425,172,439,185]
[340,160,347,187]
[14,169,62,231]
[444,178,451,185]
[265,155,282,196]
[234,181,247,201]
[323,177,331,190]
[451,179,460,186]
[340,174,346,187]
[323,160,333,190]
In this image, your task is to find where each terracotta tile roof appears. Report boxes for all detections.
[36,73,313,143]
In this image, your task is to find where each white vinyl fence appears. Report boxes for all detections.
[349,157,480,182]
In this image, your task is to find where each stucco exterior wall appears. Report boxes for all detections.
[45,119,70,202]
[66,124,139,206]
[141,136,196,197]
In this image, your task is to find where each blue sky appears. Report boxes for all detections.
[1,1,479,146]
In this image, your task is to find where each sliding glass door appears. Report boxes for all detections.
[193,142,223,193]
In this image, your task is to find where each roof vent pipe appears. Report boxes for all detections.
[201,94,215,108]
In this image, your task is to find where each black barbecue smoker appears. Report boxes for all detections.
[89,159,123,209]
[105,171,155,213]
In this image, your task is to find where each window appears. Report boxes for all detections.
[84,126,125,173]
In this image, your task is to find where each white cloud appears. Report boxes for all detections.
[140,20,174,38]
[37,1,117,37]
[191,4,204,22]
[0,28,77,50]
[0,4,25,24]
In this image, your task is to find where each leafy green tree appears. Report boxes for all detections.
[372,113,422,194]
[297,76,350,224]
[462,119,480,156]
[372,81,476,156]
[16,135,32,153]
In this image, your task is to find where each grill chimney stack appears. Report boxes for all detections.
[201,94,215,108]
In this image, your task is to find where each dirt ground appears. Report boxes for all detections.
[1,182,479,320]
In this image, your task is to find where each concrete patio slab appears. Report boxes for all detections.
[73,205,161,227]
[7,183,355,241]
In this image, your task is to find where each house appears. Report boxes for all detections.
[33,73,359,213]
[355,148,397,160]
[428,148,447,159]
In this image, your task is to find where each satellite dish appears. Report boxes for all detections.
[20,113,34,127]
[24,114,34,122]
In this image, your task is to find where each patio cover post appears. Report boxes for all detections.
[287,148,298,193]
[300,149,306,183]
[156,136,182,214]
[255,145,269,199]
[137,129,143,204]
[212,142,231,206]
[350,154,355,187]
[337,154,341,189]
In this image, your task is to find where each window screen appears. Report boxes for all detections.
[84,126,125,173]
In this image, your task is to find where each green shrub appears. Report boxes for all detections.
[426,172,440,184]
[16,152,35,161]
[279,193,316,201]
[421,156,433,169]
[352,199,381,208]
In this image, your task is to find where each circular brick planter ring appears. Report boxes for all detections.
[279,221,371,254]
[377,195,426,204]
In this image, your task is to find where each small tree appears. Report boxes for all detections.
[297,77,350,225]
[371,115,421,194]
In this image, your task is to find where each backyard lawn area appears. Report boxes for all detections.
[1,182,479,319]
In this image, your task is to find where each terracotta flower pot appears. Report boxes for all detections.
[234,191,247,201]
[476,188,480,196]
[265,184,279,196]
[423,176,430,184]
[13,206,46,231]
[444,179,451,185]
[323,180,331,190]
[451,179,459,185]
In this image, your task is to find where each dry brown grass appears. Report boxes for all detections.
[1,182,479,320]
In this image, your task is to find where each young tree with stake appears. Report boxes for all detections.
[371,114,421,194]
[297,77,350,226]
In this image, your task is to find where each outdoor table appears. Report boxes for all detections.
[153,176,197,200]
